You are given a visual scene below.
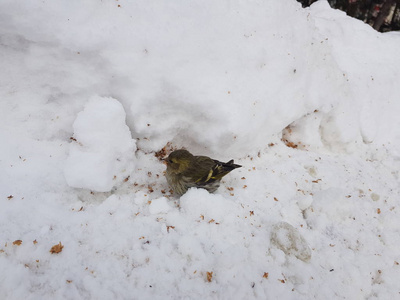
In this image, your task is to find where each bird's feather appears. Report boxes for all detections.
[166,149,242,195]
[191,157,241,186]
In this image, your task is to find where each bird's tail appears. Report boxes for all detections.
[200,159,241,182]
[225,159,242,170]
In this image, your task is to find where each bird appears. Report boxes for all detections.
[165,149,242,196]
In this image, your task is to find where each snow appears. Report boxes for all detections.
[149,197,172,214]
[1,0,400,299]
[64,96,136,192]
[270,222,312,262]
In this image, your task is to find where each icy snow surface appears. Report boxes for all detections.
[1,0,400,299]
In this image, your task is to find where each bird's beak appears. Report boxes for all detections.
[161,158,168,165]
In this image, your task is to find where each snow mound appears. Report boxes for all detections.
[64,96,136,192]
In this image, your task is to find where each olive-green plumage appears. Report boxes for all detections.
[165,149,242,196]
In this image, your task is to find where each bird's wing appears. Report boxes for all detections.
[184,156,216,186]
[186,156,241,186]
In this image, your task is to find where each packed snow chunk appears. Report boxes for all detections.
[64,96,136,192]
[270,222,312,262]
[180,188,238,223]
[297,195,314,211]
[370,193,380,202]
[64,150,116,192]
[149,197,172,214]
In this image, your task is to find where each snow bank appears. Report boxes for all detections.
[64,96,136,192]
[121,0,351,156]
[2,0,399,158]
[308,0,400,154]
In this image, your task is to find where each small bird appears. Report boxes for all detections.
[165,149,242,196]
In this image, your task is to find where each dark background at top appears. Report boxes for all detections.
[297,0,400,32]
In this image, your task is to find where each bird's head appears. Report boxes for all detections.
[165,149,193,175]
